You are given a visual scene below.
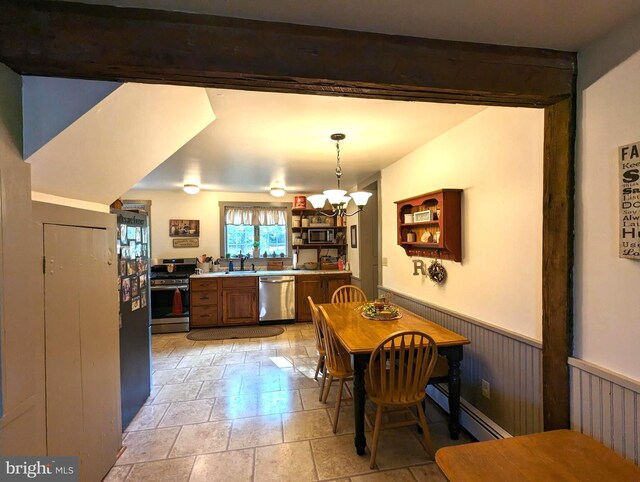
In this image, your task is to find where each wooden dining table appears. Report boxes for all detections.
[435,429,640,481]
[319,302,470,456]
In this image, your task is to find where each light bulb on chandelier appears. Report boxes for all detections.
[308,134,372,217]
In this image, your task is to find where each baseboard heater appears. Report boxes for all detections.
[427,384,512,442]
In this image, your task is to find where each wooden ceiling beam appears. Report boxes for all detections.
[0,1,575,107]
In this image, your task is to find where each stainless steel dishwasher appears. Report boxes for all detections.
[259,275,296,322]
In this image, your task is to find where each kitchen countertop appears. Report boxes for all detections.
[191,269,351,278]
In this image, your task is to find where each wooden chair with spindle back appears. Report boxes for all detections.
[307,296,328,400]
[366,331,439,469]
[331,284,367,304]
[317,305,354,433]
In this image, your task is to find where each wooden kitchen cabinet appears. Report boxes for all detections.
[221,277,258,325]
[190,278,220,328]
[295,273,351,321]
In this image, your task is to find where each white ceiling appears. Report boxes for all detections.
[134,89,485,193]
[62,0,640,51]
[29,84,214,204]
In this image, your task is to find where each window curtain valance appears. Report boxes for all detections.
[225,206,287,226]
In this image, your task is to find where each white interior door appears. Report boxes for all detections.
[44,223,121,482]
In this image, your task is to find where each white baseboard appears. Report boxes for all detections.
[427,385,512,442]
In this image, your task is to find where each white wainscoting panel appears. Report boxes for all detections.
[379,286,543,437]
[569,357,640,464]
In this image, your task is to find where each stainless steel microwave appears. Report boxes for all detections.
[308,229,334,243]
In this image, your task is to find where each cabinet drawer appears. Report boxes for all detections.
[221,277,257,289]
[191,279,219,291]
[190,305,219,327]
[191,290,218,306]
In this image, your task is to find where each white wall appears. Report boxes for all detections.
[31,191,110,213]
[381,107,544,340]
[123,189,297,260]
[575,15,640,381]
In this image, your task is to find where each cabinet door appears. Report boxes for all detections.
[295,276,324,322]
[221,289,257,325]
[324,275,351,302]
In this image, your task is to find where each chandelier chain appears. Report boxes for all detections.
[335,139,342,188]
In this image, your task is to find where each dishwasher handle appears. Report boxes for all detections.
[259,277,294,283]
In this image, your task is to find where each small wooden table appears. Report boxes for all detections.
[320,302,470,455]
[436,429,640,481]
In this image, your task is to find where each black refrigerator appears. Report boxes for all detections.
[113,208,151,430]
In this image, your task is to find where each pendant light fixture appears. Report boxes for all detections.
[307,133,372,217]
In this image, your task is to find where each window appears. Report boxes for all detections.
[222,205,289,257]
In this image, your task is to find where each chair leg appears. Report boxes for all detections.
[416,402,433,458]
[319,366,328,402]
[314,355,322,381]
[332,379,345,433]
[369,404,384,469]
[322,373,334,403]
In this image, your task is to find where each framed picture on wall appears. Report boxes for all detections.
[350,225,357,248]
[169,219,200,237]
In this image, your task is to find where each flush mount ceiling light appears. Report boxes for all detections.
[183,184,200,195]
[307,133,372,217]
[270,186,286,197]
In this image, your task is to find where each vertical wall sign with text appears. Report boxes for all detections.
[619,141,640,259]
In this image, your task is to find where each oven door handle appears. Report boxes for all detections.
[150,285,189,291]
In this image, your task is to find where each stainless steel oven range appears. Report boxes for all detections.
[150,257,197,333]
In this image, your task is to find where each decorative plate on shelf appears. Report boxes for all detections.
[358,302,403,321]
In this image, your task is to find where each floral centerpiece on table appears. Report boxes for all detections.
[358,295,401,320]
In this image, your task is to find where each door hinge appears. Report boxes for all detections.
[43,256,46,274]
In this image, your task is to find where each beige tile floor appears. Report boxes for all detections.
[104,323,474,481]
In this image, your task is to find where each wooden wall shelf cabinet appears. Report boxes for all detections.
[295,273,351,322]
[395,189,462,262]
